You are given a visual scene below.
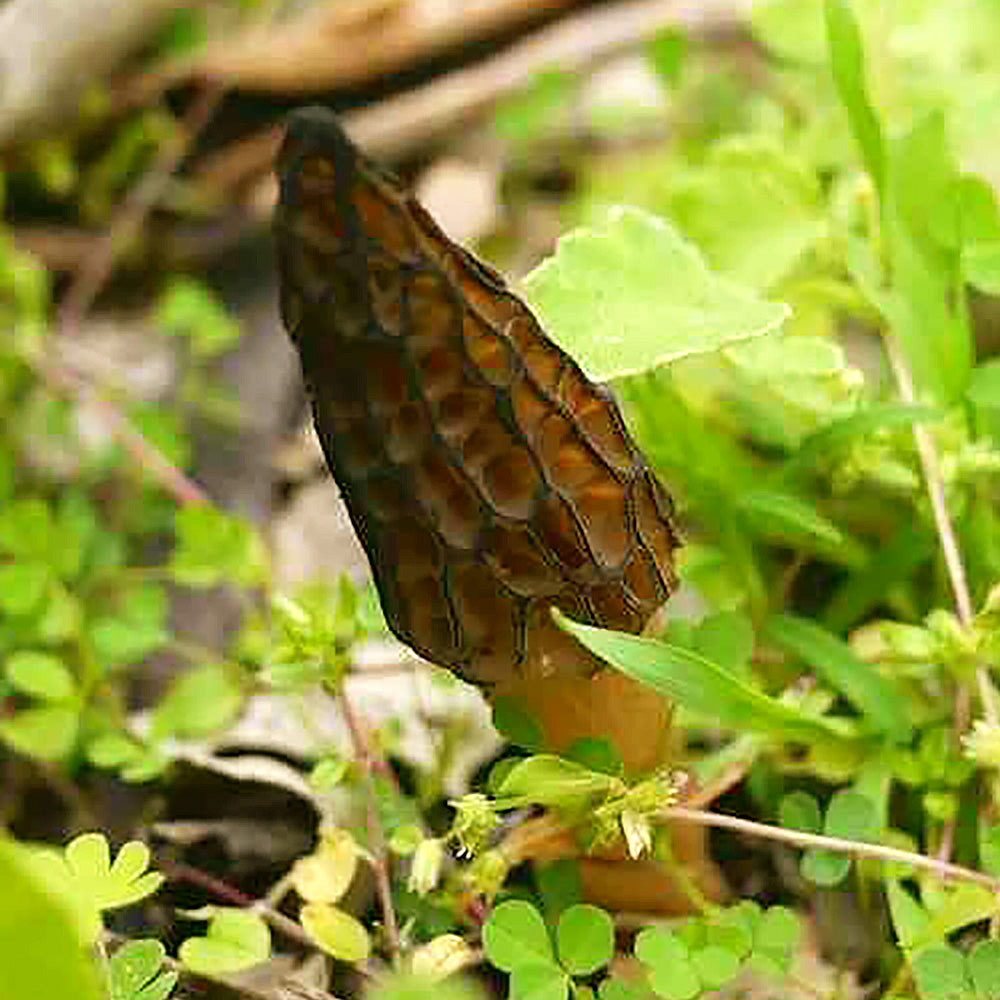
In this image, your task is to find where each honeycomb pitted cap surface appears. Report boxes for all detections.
[274,107,680,687]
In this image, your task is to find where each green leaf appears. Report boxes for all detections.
[64,834,164,912]
[150,664,243,739]
[800,790,877,887]
[298,902,369,964]
[598,978,647,1000]
[963,243,1000,296]
[824,0,884,192]
[179,908,270,974]
[0,499,52,559]
[89,618,167,668]
[663,139,825,290]
[555,611,849,747]
[107,940,177,1000]
[923,884,1000,944]
[688,611,754,676]
[886,881,933,951]
[291,829,358,904]
[779,791,822,834]
[556,905,614,976]
[646,28,686,86]
[492,696,545,752]
[691,945,741,989]
[737,489,861,563]
[0,836,102,1000]
[563,738,623,778]
[884,114,972,403]
[536,861,582,923]
[968,940,1000,998]
[911,945,971,1000]
[522,206,789,381]
[0,562,50,615]
[4,651,76,701]
[483,900,554,972]
[765,614,912,740]
[156,276,241,358]
[510,962,570,1000]
[634,927,700,1000]
[0,704,78,761]
[496,756,619,810]
[495,71,574,146]
[968,360,1000,410]
[171,505,266,588]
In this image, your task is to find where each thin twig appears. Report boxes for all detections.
[30,353,207,506]
[162,859,315,949]
[338,687,402,963]
[664,805,1000,890]
[884,338,999,730]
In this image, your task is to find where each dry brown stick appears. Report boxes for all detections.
[138,0,590,98]
[30,354,207,506]
[193,0,737,193]
[47,87,224,506]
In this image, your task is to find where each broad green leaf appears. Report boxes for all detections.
[299,902,369,964]
[779,791,822,834]
[0,704,78,761]
[483,900,554,971]
[824,0,884,192]
[963,243,1000,296]
[4,651,76,702]
[0,562,50,615]
[150,664,243,739]
[660,139,825,290]
[689,611,754,676]
[535,861,582,923]
[564,738,623,777]
[0,498,52,559]
[510,961,569,1000]
[555,611,849,747]
[522,206,788,380]
[496,756,619,810]
[802,790,877,887]
[492,696,545,752]
[370,972,486,1000]
[753,907,801,973]
[107,940,177,1000]
[0,836,102,1000]
[634,928,700,1000]
[171,505,266,588]
[556,905,614,976]
[598,978,648,1000]
[691,946,741,989]
[179,908,271,974]
[968,940,1000,998]
[751,0,827,63]
[923,884,1000,945]
[291,829,357,904]
[968,360,1000,410]
[64,834,164,912]
[911,945,970,1000]
[765,614,912,740]
[886,881,934,951]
